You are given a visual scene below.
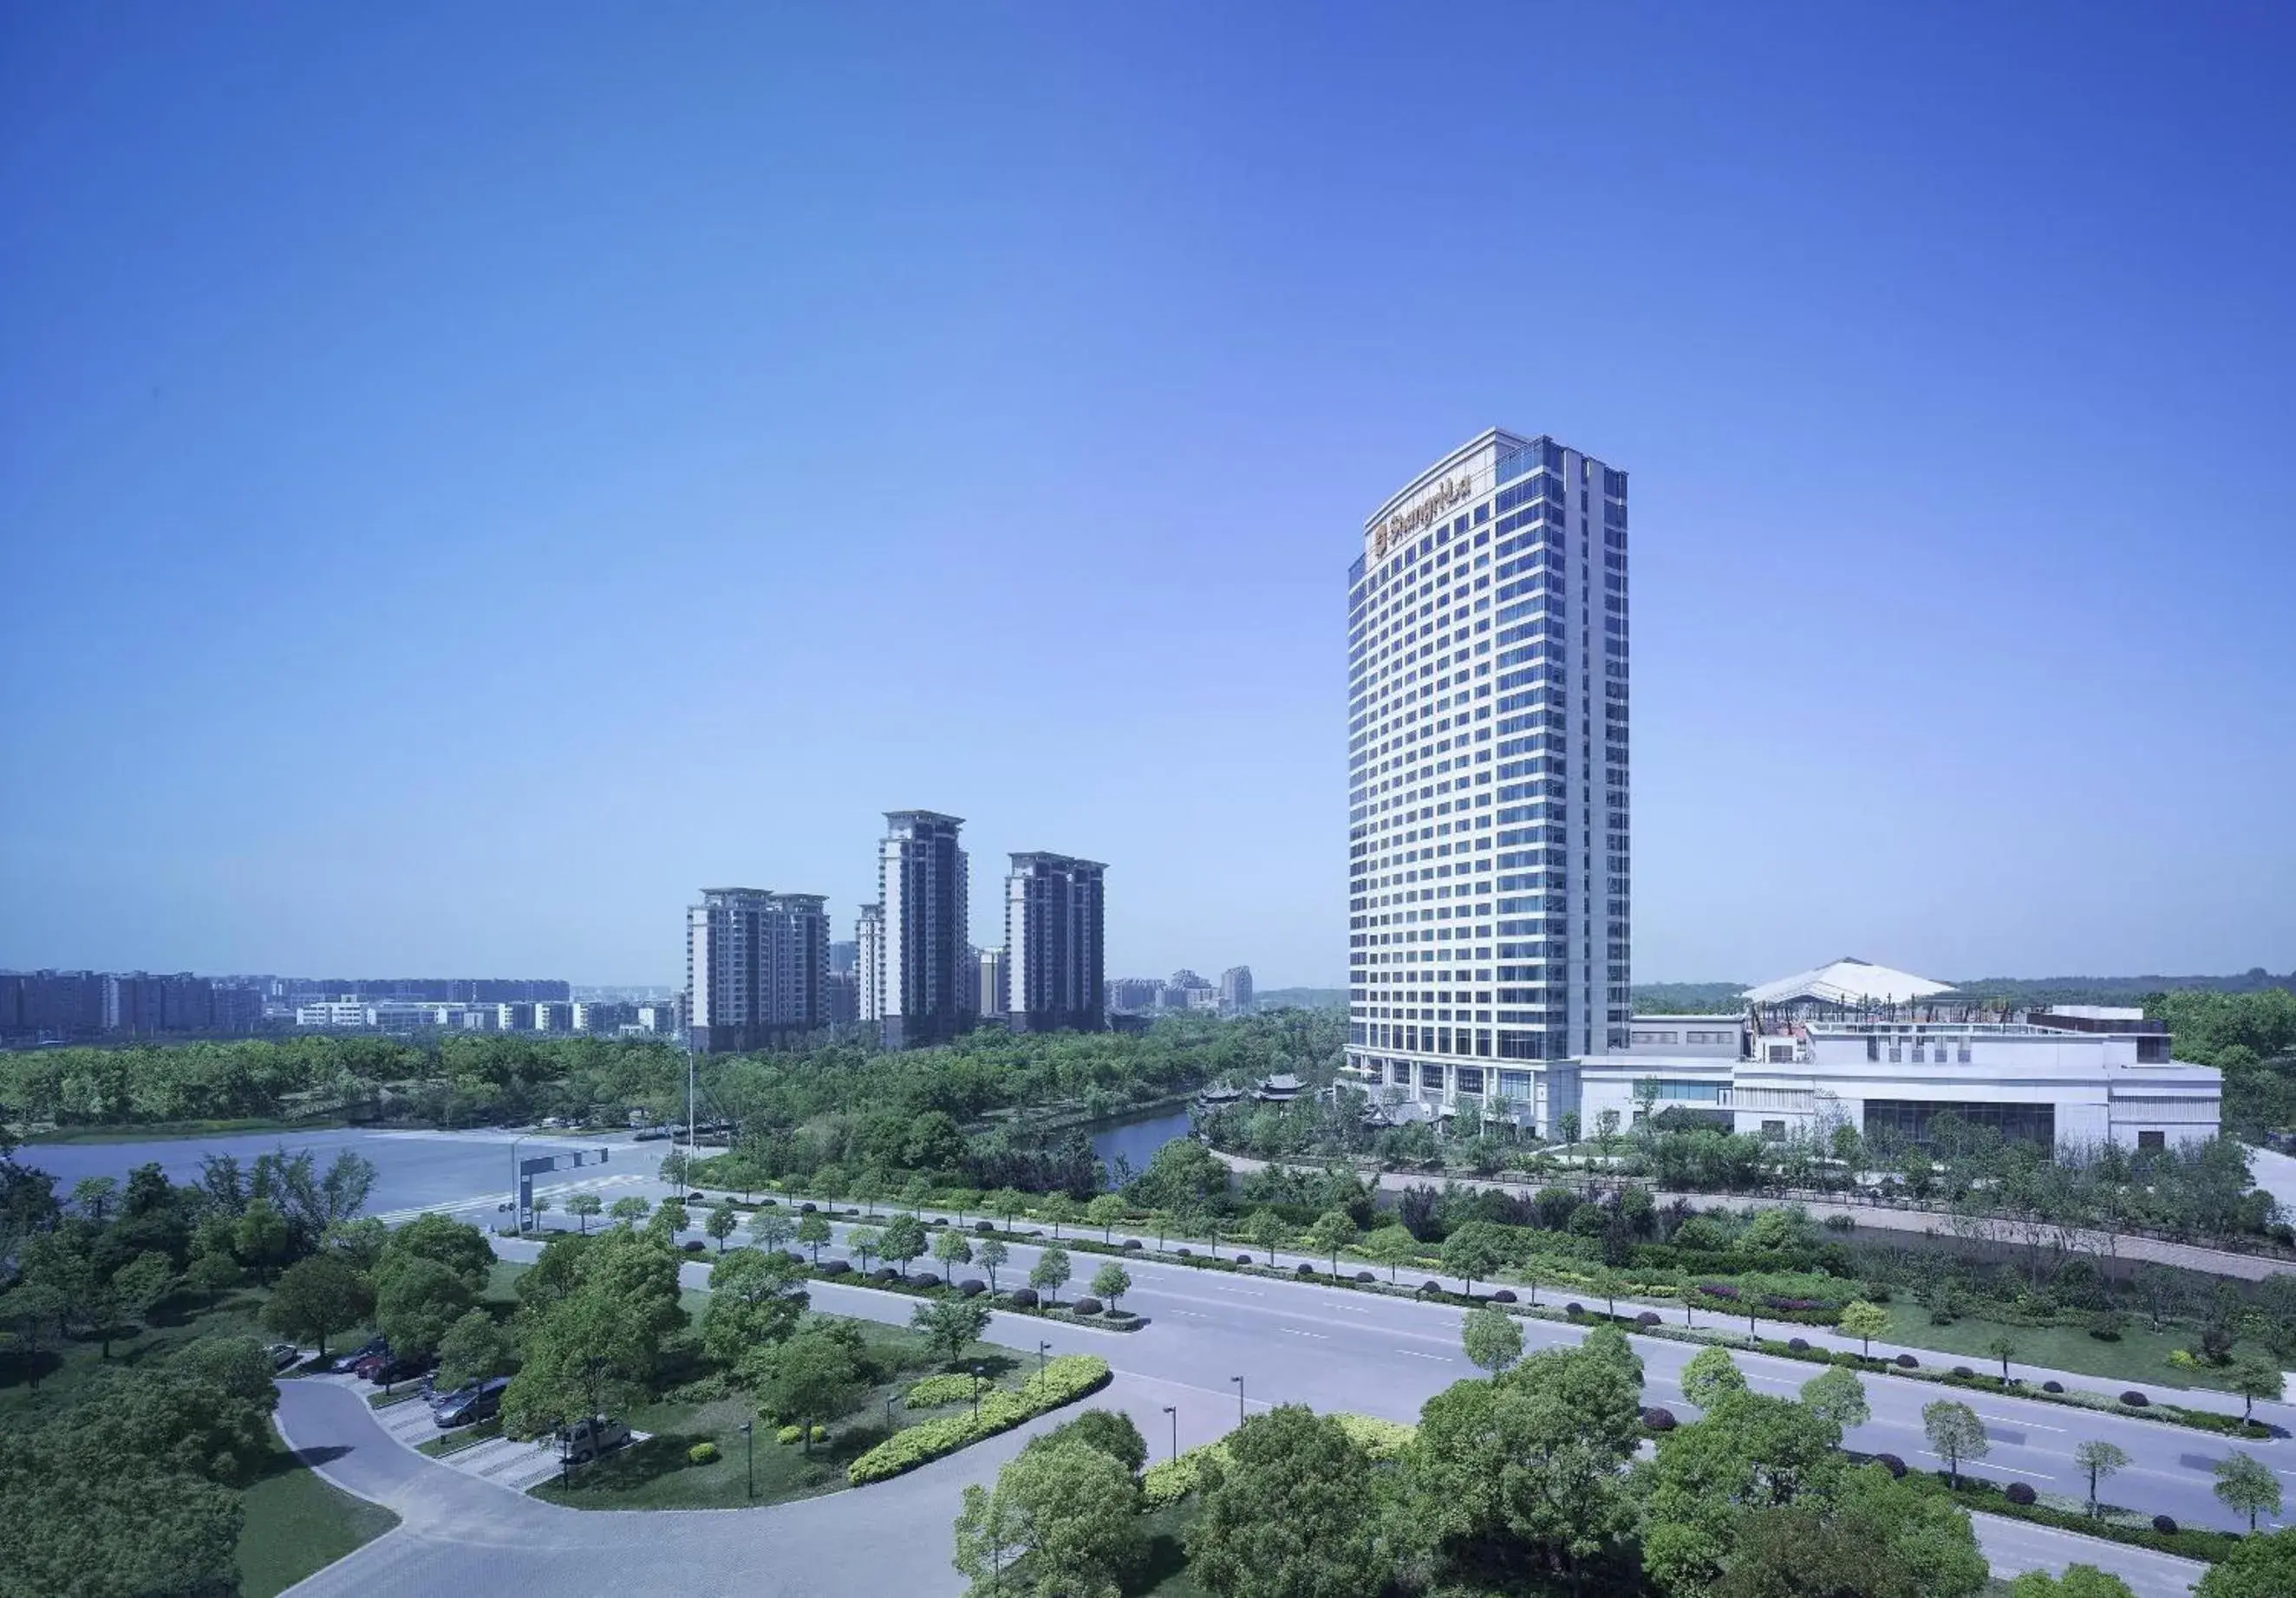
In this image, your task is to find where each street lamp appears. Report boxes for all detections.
[971,1364,986,1422]
[739,1420,753,1500]
[1230,1375,1244,1425]
[1037,1340,1051,1376]
[1162,1405,1177,1461]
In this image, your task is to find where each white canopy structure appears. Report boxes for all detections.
[1741,957,1951,1008]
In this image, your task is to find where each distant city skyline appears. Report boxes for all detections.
[4,8,2292,988]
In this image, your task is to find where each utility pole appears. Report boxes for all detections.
[1230,1375,1243,1425]
[1163,1404,1177,1460]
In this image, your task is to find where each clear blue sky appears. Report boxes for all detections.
[4,3,2292,989]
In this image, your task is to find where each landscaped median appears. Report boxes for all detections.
[846,1354,1112,1484]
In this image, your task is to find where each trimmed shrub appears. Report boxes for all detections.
[1355,1271,1376,1284]
[1175,1248,1192,1259]
[958,1279,986,1297]
[688,1441,719,1465]
[1072,1297,1103,1316]
[1007,1288,1039,1308]
[2006,1482,2036,1505]
[1637,1312,1661,1327]
[2042,1379,2063,1393]
[1565,1302,1585,1318]
[1123,1239,1142,1251]
[820,1259,851,1275]
[1788,1337,1809,1353]
[872,1267,898,1282]
[1144,1441,1227,1509]
[1423,1280,1445,1296]
[776,1425,803,1445]
[1332,1413,1416,1461]
[1643,1406,1677,1432]
[1296,1262,1315,1276]
[682,1240,708,1254]
[911,1273,939,1289]
[975,1221,995,1234]
[1236,1254,1253,1265]
[1952,1366,1975,1379]
[847,1355,1112,1484]
[1875,1453,1906,1477]
[800,1203,817,1213]
[1490,1289,1517,1304]
[2121,1391,2149,1406]
[2152,1515,2177,1535]
[1895,1353,1919,1368]
[904,1373,979,1409]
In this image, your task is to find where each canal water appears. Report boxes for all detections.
[1088,1106,1194,1180]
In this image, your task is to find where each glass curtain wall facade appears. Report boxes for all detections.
[1346,430,1631,1107]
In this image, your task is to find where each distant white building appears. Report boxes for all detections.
[1219,965,1254,1018]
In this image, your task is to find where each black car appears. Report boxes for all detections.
[433,1376,509,1429]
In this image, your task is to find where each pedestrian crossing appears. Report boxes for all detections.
[371,1171,651,1225]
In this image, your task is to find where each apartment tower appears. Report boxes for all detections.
[855,903,885,1024]
[685,887,830,1053]
[877,811,970,1047]
[1346,430,1629,1125]
[1003,852,1106,1033]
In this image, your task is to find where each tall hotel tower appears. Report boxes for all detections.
[1004,852,1107,1033]
[877,811,971,1048]
[1346,430,1629,1130]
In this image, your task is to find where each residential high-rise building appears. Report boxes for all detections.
[685,887,830,1053]
[827,941,858,975]
[823,970,859,1026]
[856,903,884,1023]
[975,947,1008,1019]
[1219,965,1254,1018]
[1003,853,1106,1034]
[877,811,970,1048]
[1345,430,1630,1129]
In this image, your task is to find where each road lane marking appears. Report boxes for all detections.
[1922,1451,2051,1480]
[1977,1412,2065,1432]
[1398,1349,1455,1361]
[1280,1328,1329,1339]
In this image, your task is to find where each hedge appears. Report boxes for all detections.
[847,1354,1111,1484]
[903,1373,981,1410]
[1914,1469,2242,1562]
[1143,1413,1415,1509]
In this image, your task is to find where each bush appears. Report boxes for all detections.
[1144,1441,1227,1509]
[1952,1366,1974,1379]
[958,1279,986,1297]
[910,1273,939,1289]
[1565,1302,1584,1318]
[776,1425,803,1445]
[1643,1406,1677,1432]
[847,1355,1112,1484]
[1331,1413,1416,1460]
[1638,1312,1661,1327]
[2006,1482,2036,1505]
[2121,1390,2149,1407]
[975,1220,995,1233]
[905,1374,980,1409]
[1491,1289,1517,1303]
[1895,1353,1919,1368]
[1007,1288,1038,1308]
[872,1267,898,1282]
[1355,1271,1376,1284]
[1175,1248,1192,1258]
[1789,1337,1810,1353]
[1072,1297,1103,1316]
[688,1441,719,1465]
[1425,1281,1445,1296]
[683,1240,708,1254]
[2042,1379,2063,1393]
[1874,1453,1906,1477]
[819,1259,851,1275]
[800,1203,817,1213]
[1123,1239,1142,1250]
[1236,1254,1253,1265]
[2152,1515,2176,1535]
[1296,1262,1315,1276]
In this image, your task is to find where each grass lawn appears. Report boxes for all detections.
[1881,1301,2267,1393]
[0,1283,319,1425]
[528,1315,1027,1510]
[237,1429,400,1598]
[1137,1502,1211,1596]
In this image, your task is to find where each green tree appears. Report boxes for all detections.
[2071,1438,2130,1518]
[1682,1347,1750,1408]
[650,1199,690,1240]
[978,1236,1009,1295]
[1922,1399,1988,1490]
[912,1296,994,1366]
[232,1197,292,1284]
[706,1202,740,1254]
[1986,1333,2019,1383]
[1086,1192,1127,1242]
[609,1195,652,1226]
[879,1212,927,1281]
[1030,1245,1072,1307]
[1645,1391,1846,1593]
[932,1228,975,1281]
[1190,1406,1391,1598]
[2229,1357,2282,1422]
[379,1211,492,1295]
[2195,1527,2296,1598]
[1717,1463,1987,1598]
[850,1171,885,1216]
[0,1444,243,1598]
[1460,1304,1524,1373]
[1363,1224,1417,1284]
[1836,1298,1891,1357]
[1040,1193,1078,1239]
[796,1210,832,1264]
[434,1307,518,1390]
[1034,1408,1148,1477]
[748,1210,796,1254]
[988,1186,1026,1228]
[745,1327,864,1454]
[848,1226,882,1275]
[700,1248,808,1368]
[901,1173,936,1215]
[2213,1450,2281,1532]
[262,1251,374,1360]
[954,1434,1143,1596]
[95,1250,175,1356]
[567,1192,603,1234]
[1438,1220,1503,1295]
[1244,1207,1289,1266]
[1090,1261,1132,1312]
[375,1255,474,1363]
[1797,1366,1869,1432]
[1305,1210,1358,1276]
[71,1175,120,1223]
[503,1229,687,1437]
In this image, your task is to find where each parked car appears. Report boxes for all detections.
[557,1416,631,1464]
[265,1342,301,1373]
[359,1353,430,1386]
[332,1337,388,1373]
[434,1377,509,1429]
[427,1380,479,1412]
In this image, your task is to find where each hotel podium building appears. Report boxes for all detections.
[1345,429,1632,1129]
